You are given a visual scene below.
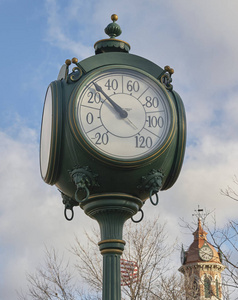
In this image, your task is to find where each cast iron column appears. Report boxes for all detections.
[80,193,143,300]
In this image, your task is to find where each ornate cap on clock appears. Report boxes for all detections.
[94,14,131,54]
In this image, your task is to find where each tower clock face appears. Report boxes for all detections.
[180,246,186,264]
[199,245,213,261]
[70,67,174,164]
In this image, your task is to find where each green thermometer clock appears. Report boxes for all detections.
[40,14,186,207]
[40,14,187,300]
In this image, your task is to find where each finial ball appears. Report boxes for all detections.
[72,57,78,64]
[65,59,71,66]
[164,65,174,75]
[111,14,118,22]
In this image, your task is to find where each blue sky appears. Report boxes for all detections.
[1,0,238,299]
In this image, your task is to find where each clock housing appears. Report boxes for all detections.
[40,52,186,202]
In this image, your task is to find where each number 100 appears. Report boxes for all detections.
[147,116,164,128]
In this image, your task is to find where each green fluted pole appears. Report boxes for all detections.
[80,193,143,300]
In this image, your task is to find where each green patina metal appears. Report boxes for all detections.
[94,14,130,54]
[49,56,181,201]
[81,193,143,299]
[40,15,186,300]
[104,14,122,38]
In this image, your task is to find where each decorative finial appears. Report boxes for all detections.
[164,65,174,76]
[65,59,71,66]
[94,14,130,54]
[72,57,78,64]
[104,14,122,38]
[111,14,118,22]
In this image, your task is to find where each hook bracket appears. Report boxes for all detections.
[138,169,164,206]
[60,191,78,221]
[69,166,99,203]
[131,208,144,223]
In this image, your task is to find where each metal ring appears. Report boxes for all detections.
[64,207,74,221]
[150,190,159,206]
[75,186,90,203]
[131,208,144,223]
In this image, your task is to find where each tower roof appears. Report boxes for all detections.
[193,218,208,244]
[184,219,221,265]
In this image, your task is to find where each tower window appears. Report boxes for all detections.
[204,277,212,298]
[216,278,219,297]
[192,279,199,297]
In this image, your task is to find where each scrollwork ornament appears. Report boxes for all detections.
[69,67,83,82]
[161,65,174,90]
[161,73,173,90]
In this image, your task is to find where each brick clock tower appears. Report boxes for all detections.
[179,218,225,299]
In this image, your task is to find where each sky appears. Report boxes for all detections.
[0,0,238,299]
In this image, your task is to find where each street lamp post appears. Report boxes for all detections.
[40,15,186,300]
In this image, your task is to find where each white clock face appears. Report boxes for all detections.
[199,246,213,261]
[181,247,186,264]
[72,67,173,162]
[40,85,53,179]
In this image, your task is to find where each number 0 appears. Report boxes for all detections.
[86,112,94,124]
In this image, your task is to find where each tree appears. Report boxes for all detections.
[18,217,185,300]
[221,175,238,202]
[71,217,181,300]
[17,248,77,300]
[207,217,238,298]
[210,177,238,298]
[153,274,185,300]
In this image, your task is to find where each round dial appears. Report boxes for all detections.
[40,85,53,180]
[70,67,174,164]
[199,245,213,261]
[180,246,186,265]
[40,82,62,184]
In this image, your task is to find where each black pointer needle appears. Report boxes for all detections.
[93,82,128,118]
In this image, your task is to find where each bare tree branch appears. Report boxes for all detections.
[221,175,238,202]
[18,247,77,300]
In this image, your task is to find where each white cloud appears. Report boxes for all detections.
[44,0,94,59]
[0,123,94,299]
